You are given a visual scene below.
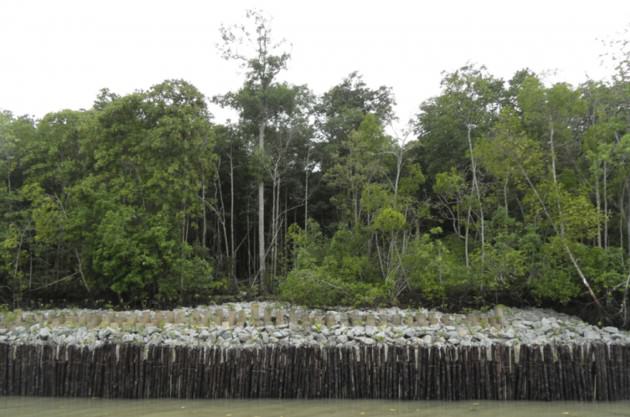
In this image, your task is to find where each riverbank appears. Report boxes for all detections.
[0,303,629,348]
[1,304,630,401]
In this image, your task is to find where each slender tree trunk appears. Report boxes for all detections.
[353,189,360,228]
[246,197,254,285]
[503,176,509,215]
[215,175,231,283]
[229,153,236,286]
[549,123,559,185]
[12,229,24,307]
[258,121,266,290]
[464,206,471,268]
[603,159,608,248]
[548,122,565,236]
[467,124,484,263]
[619,187,626,254]
[595,166,602,248]
[304,146,310,232]
[374,233,386,279]
[283,188,288,276]
[28,252,32,291]
[270,172,279,279]
[201,173,207,251]
[394,145,403,200]
[627,180,630,257]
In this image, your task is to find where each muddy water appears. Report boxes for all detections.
[1,397,629,417]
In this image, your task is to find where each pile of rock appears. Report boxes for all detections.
[0,303,628,348]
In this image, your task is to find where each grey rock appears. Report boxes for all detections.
[502,329,515,339]
[144,326,160,336]
[38,327,51,340]
[272,330,287,339]
[357,337,375,345]
[349,327,365,338]
[122,333,136,343]
[403,328,416,338]
[583,329,601,340]
[97,328,113,339]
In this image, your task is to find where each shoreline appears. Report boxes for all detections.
[2,303,630,401]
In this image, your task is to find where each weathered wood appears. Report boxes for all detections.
[0,342,629,400]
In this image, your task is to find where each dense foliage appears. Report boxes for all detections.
[2,12,630,326]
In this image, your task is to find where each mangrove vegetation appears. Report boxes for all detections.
[1,12,630,327]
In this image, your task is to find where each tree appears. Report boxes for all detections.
[218,9,292,292]
[325,114,392,227]
[413,65,504,178]
[88,80,215,303]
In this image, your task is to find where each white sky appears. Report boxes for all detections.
[1,0,629,127]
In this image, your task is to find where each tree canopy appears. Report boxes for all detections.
[1,12,630,327]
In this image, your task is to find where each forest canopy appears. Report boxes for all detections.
[1,11,630,327]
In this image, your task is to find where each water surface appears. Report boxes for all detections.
[1,397,629,417]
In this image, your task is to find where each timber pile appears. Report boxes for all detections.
[1,342,629,400]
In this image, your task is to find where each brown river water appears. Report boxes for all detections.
[1,397,629,417]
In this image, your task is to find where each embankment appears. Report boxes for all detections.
[1,303,629,400]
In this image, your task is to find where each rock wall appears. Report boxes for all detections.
[2,304,629,347]
[1,342,630,400]
[2,304,630,401]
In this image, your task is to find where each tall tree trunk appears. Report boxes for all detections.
[503,176,509,215]
[393,144,403,200]
[464,206,471,268]
[246,197,254,285]
[215,174,231,284]
[595,166,602,248]
[619,189,625,256]
[304,146,310,232]
[201,173,207,251]
[467,124,484,263]
[603,159,608,248]
[229,153,236,287]
[258,121,266,291]
[627,180,630,257]
[353,189,360,228]
[270,172,279,280]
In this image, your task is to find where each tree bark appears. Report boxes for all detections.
[467,124,484,263]
[603,159,608,248]
[258,121,266,291]
[229,152,236,286]
[304,146,310,232]
[595,166,602,248]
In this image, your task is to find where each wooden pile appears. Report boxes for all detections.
[0,343,628,400]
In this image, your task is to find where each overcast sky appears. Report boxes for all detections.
[1,0,629,127]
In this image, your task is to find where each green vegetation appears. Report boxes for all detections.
[1,11,630,326]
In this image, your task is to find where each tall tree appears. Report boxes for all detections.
[218,10,291,291]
